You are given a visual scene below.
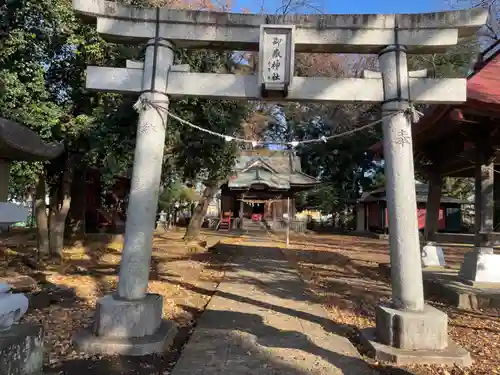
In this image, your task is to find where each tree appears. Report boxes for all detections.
[264,54,381,216]
[443,177,474,200]
[2,0,243,255]
[171,51,250,241]
[117,0,252,241]
[0,0,82,257]
[1,0,163,255]
[158,180,199,227]
[407,36,480,78]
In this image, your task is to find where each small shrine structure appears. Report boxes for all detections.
[0,117,64,228]
[220,149,318,229]
[356,181,467,233]
[0,117,64,201]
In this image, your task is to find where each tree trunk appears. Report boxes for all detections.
[35,174,49,257]
[65,165,86,238]
[49,168,72,259]
[184,184,218,242]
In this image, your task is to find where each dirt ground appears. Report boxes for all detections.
[2,228,499,375]
[0,229,233,375]
[280,233,500,375]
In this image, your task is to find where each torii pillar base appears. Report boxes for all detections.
[73,294,178,356]
[360,304,472,366]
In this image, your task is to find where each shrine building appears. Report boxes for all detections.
[220,149,318,229]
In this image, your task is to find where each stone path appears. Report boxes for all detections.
[170,240,374,375]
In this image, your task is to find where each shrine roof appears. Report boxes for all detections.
[0,118,64,161]
[234,150,302,174]
[359,182,468,204]
[228,149,318,190]
[467,47,500,105]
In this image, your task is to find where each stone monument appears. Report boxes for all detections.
[421,171,447,268]
[421,242,446,268]
[0,283,43,375]
[156,210,168,232]
[73,0,487,364]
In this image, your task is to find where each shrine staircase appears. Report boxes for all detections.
[242,218,268,233]
[218,218,231,231]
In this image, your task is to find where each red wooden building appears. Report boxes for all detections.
[84,168,130,233]
[357,182,467,233]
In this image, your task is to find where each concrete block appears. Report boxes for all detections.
[73,319,177,356]
[423,275,500,310]
[94,293,163,338]
[0,324,44,375]
[375,303,448,350]
[361,328,472,366]
[421,242,446,268]
[0,284,29,331]
[459,251,500,284]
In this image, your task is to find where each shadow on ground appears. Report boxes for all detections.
[164,241,414,375]
[2,230,417,374]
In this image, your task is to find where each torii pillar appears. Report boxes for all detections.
[73,36,179,355]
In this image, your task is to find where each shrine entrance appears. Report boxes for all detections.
[73,0,487,366]
[251,203,264,215]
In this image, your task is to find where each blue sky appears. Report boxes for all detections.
[232,0,453,14]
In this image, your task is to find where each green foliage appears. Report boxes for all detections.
[290,104,382,210]
[408,37,479,78]
[158,181,199,211]
[443,177,474,200]
[8,161,43,200]
[296,184,340,214]
[0,0,75,195]
[0,0,250,207]
[368,165,386,190]
[170,50,250,185]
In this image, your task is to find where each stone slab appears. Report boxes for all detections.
[459,251,500,284]
[375,303,448,350]
[423,270,500,310]
[380,263,500,310]
[0,324,44,375]
[434,232,500,247]
[421,243,446,268]
[171,243,373,375]
[73,319,177,356]
[360,328,472,366]
[94,293,163,338]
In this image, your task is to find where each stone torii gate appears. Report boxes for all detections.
[72,0,487,364]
